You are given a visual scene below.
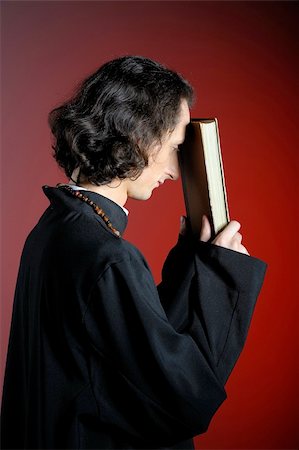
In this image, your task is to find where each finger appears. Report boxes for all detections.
[218,220,241,241]
[200,215,212,242]
[179,216,186,236]
[234,232,242,244]
[239,244,250,256]
[212,221,242,248]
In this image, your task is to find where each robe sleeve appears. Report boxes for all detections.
[158,233,267,385]
[82,253,227,447]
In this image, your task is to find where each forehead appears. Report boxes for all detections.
[170,99,190,142]
[151,99,190,150]
[179,98,191,124]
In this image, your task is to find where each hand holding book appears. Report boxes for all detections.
[179,118,229,238]
[179,215,249,255]
[179,118,249,255]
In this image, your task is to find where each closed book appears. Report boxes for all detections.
[179,118,230,238]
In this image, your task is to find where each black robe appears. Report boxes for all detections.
[1,186,267,449]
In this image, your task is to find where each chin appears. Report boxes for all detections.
[129,189,153,201]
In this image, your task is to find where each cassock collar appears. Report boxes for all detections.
[43,185,129,235]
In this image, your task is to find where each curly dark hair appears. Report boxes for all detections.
[48,55,194,185]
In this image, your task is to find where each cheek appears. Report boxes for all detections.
[135,169,153,187]
[141,164,159,180]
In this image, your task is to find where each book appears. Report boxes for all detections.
[178,118,230,238]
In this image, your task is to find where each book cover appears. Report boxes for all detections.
[179,118,230,238]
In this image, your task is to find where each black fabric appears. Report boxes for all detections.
[1,186,267,449]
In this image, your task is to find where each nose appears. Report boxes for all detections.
[167,152,180,181]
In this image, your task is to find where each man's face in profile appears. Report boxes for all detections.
[126,99,190,201]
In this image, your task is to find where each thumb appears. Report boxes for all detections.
[200,215,212,242]
[179,215,187,235]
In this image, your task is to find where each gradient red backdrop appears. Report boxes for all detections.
[1,2,298,449]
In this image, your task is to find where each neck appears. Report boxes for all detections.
[73,179,129,208]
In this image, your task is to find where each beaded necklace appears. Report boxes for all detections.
[57,184,121,238]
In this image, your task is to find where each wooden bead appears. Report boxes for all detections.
[57,184,121,238]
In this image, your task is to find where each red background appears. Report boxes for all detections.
[1,2,298,448]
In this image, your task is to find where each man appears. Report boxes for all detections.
[1,55,266,449]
